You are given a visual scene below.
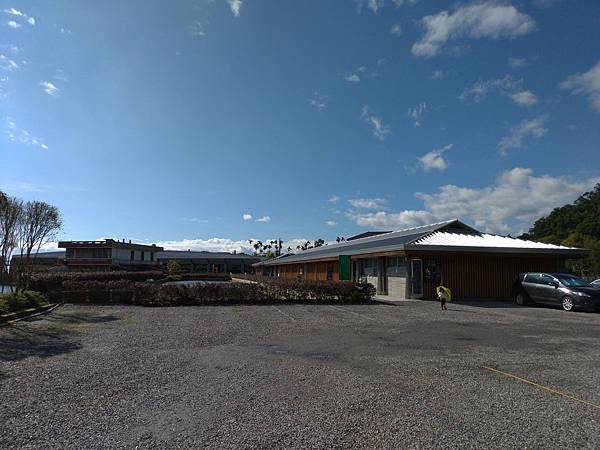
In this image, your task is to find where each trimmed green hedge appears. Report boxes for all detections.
[47,278,375,306]
[28,271,163,293]
[28,271,232,293]
[0,291,47,315]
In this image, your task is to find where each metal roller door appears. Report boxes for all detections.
[386,256,407,299]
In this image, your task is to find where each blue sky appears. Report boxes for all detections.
[1,0,600,253]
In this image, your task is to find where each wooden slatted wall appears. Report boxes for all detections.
[408,252,565,300]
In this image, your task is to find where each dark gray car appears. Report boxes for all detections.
[512,272,600,312]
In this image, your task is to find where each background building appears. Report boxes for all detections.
[156,250,260,273]
[58,239,163,271]
[12,240,261,274]
[9,251,66,272]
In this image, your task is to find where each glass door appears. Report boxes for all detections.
[410,259,423,298]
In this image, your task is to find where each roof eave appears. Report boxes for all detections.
[404,244,590,256]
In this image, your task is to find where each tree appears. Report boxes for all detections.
[166,259,181,275]
[16,200,62,290]
[0,194,23,293]
[520,183,600,277]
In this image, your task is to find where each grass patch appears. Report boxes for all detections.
[0,291,47,315]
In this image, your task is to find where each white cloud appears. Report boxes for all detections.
[143,236,310,255]
[344,66,366,83]
[183,217,208,224]
[54,69,69,82]
[242,213,253,221]
[227,0,242,18]
[407,102,427,127]
[361,106,391,141]
[349,198,387,210]
[347,210,436,230]
[189,21,206,36]
[347,168,599,234]
[392,0,419,6]
[354,0,384,13]
[328,195,341,203]
[355,0,418,12]
[41,81,59,96]
[509,90,537,107]
[412,2,535,58]
[560,60,600,112]
[497,116,548,155]
[325,220,337,227]
[4,8,35,27]
[55,25,72,34]
[255,216,271,223]
[431,69,451,80]
[460,75,537,107]
[417,144,452,172]
[157,237,254,254]
[344,64,380,83]
[390,23,402,36]
[508,57,528,68]
[0,54,19,71]
[309,92,328,111]
[4,8,24,17]
[4,116,48,149]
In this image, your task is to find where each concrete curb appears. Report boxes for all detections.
[231,278,258,284]
[0,303,62,327]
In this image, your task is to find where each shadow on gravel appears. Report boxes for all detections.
[46,311,120,324]
[452,300,522,309]
[0,311,118,364]
[0,325,83,363]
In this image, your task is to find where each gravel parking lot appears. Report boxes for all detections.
[1,300,599,449]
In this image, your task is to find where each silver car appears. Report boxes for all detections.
[513,273,600,312]
[592,279,600,288]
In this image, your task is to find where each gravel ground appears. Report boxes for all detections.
[1,301,599,449]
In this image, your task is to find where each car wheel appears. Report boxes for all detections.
[561,296,574,312]
[515,291,527,306]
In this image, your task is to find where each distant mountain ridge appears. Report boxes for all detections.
[520,183,600,277]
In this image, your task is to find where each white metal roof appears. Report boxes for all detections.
[410,231,579,250]
[254,219,588,266]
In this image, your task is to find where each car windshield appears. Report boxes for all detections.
[555,275,593,288]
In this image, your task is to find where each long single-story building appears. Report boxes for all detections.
[252,219,588,300]
[155,250,260,273]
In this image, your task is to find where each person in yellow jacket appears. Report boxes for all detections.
[436,285,451,311]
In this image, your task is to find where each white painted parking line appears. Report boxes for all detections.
[327,305,376,321]
[272,306,296,322]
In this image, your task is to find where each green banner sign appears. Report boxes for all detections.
[339,255,352,281]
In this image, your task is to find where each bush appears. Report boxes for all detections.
[28,271,164,293]
[49,277,374,306]
[135,277,374,306]
[0,290,47,314]
[166,260,181,275]
[160,275,183,283]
